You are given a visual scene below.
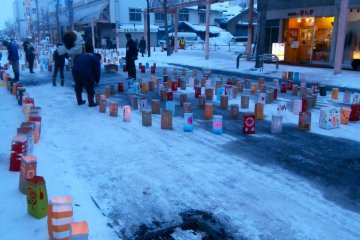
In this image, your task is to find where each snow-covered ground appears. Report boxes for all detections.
[0,47,360,240]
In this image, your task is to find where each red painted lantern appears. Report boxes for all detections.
[350,104,360,121]
[177,77,182,88]
[273,88,278,100]
[287,80,294,90]
[242,114,255,134]
[171,81,178,91]
[302,98,308,112]
[9,135,27,172]
[118,82,124,92]
[281,83,287,93]
[167,91,173,101]
[150,66,156,74]
[141,65,146,73]
[195,86,201,98]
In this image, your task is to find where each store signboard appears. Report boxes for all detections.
[272,43,285,61]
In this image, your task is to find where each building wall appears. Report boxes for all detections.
[267,0,336,10]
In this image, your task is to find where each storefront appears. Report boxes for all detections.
[344,8,360,65]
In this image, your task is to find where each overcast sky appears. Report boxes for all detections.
[0,0,15,29]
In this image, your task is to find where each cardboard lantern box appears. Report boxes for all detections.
[205,88,214,100]
[195,86,201,99]
[250,83,257,94]
[167,91,174,101]
[341,107,352,125]
[216,87,224,101]
[292,85,298,96]
[241,95,250,109]
[142,111,152,127]
[257,93,265,105]
[204,103,213,120]
[70,221,89,240]
[171,81,178,91]
[230,104,239,120]
[212,115,223,134]
[311,82,319,94]
[141,82,148,93]
[293,99,302,115]
[47,196,73,240]
[139,98,147,112]
[160,88,167,101]
[272,79,279,89]
[331,88,339,100]
[242,114,255,134]
[161,110,173,130]
[180,93,187,106]
[225,85,233,97]
[99,96,107,113]
[151,100,160,114]
[353,94,359,104]
[343,90,352,104]
[198,95,206,109]
[104,87,111,98]
[319,107,341,129]
[349,104,360,121]
[149,80,155,92]
[255,103,264,120]
[177,77,183,89]
[183,102,192,117]
[117,82,124,93]
[271,115,283,134]
[19,155,37,193]
[109,102,118,117]
[288,71,294,80]
[109,85,116,95]
[244,78,251,89]
[273,88,278,100]
[183,113,194,132]
[123,105,131,122]
[232,86,239,98]
[150,65,156,74]
[266,90,274,104]
[189,77,195,88]
[293,72,300,82]
[9,135,27,172]
[17,127,34,155]
[301,98,308,112]
[180,78,187,90]
[280,83,287,93]
[298,111,311,131]
[282,71,288,80]
[132,96,138,110]
[166,78,172,89]
[26,176,48,219]
[166,101,175,116]
[220,95,229,109]
[238,81,244,92]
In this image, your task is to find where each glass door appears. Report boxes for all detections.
[299,26,315,62]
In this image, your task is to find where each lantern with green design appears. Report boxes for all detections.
[26,176,48,219]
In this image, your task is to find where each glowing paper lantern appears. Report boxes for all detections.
[70,221,89,240]
[271,115,283,133]
[319,107,340,129]
[232,86,239,98]
[257,93,265,105]
[123,105,131,122]
[272,79,279,89]
[104,87,110,98]
[161,110,173,130]
[343,90,352,104]
[251,83,257,94]
[160,89,167,101]
[230,104,239,120]
[255,103,264,120]
[281,71,288,80]
[17,126,34,155]
[220,95,228,109]
[212,115,223,134]
[151,100,160,114]
[288,71,293,80]
[109,102,118,117]
[205,88,214,100]
[204,103,213,120]
[292,85,298,96]
[242,114,255,134]
[331,88,339,100]
[340,107,351,125]
[132,96,138,110]
[293,99,302,115]
[142,111,152,127]
[298,112,311,131]
[19,155,37,193]
[9,135,27,172]
[47,196,73,240]
[241,95,250,109]
[183,113,194,132]
[166,101,175,115]
[244,78,251,89]
[141,82,148,93]
[266,91,274,104]
[26,176,48,219]
[139,98,147,112]
[353,94,359,104]
[99,96,107,113]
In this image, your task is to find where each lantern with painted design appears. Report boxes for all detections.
[230,104,239,120]
[205,88,214,100]
[139,98,147,112]
[198,95,206,108]
[244,78,251,89]
[47,196,73,240]
[212,115,223,134]
[104,87,110,98]
[251,83,257,94]
[161,110,173,130]
[109,102,118,117]
[293,99,302,115]
[241,95,250,109]
[26,176,48,219]
[19,155,37,193]
[70,221,89,240]
[160,88,167,101]
[117,82,124,92]
[9,135,27,171]
[220,95,228,109]
[195,86,201,98]
[257,93,265,105]
[311,83,319,94]
[142,111,152,126]
[343,90,352,104]
[298,112,311,131]
[281,71,287,80]
[123,105,131,122]
[99,96,107,113]
[180,93,187,106]
[183,113,194,132]
[216,87,224,101]
[319,107,341,129]
[292,85,298,96]
[183,102,192,117]
[167,91,174,101]
[349,104,360,121]
[341,107,351,125]
[242,114,255,134]
[288,71,293,80]
[255,103,264,120]
[204,103,213,120]
[151,100,160,114]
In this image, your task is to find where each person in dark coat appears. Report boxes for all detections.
[139,37,146,57]
[52,43,68,86]
[3,40,20,82]
[125,33,138,79]
[23,39,35,73]
[72,44,101,107]
[106,37,112,50]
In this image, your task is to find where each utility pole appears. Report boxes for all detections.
[67,0,74,31]
[35,0,40,42]
[56,0,61,42]
[246,0,254,59]
[146,0,151,57]
[255,0,267,68]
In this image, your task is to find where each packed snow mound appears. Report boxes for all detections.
[209,31,234,45]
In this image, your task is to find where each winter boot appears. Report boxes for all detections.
[61,79,64,86]
[76,92,86,105]
[88,95,97,107]
[52,78,56,86]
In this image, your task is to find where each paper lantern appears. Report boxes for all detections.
[257,93,265,105]
[148,80,155,91]
[311,83,319,94]
[293,72,300,82]
[331,88,339,100]
[47,196,73,240]
[131,96,138,110]
[242,114,255,134]
[212,115,223,134]
[198,95,206,109]
[139,98,147,112]
[272,79,279,89]
[349,104,360,121]
[17,88,26,105]
[280,83,287,93]
[123,105,131,122]
[343,90,352,104]
[183,102,192,117]
[251,83,257,94]
[300,88,308,99]
[26,176,48,219]
[292,85,298,96]
[266,91,274,104]
[204,103,213,120]
[9,135,27,171]
[12,82,17,95]
[273,88,278,100]
[161,110,173,130]
[232,86,239,98]
[340,107,351,125]
[117,82,124,92]
[205,88,214,100]
[171,81,178,91]
[150,66,156,74]
[142,111,152,127]
[292,99,302,115]
[271,115,283,133]
[180,78,186,90]
[99,96,107,113]
[255,103,264,120]
[216,87,224,101]
[19,155,37,193]
[353,94,359,104]
[141,82,148,93]
[150,99,160,114]
[298,112,311,131]
[238,81,244,92]
[195,86,201,98]
[177,77,183,88]
[319,107,340,129]
[281,71,288,80]
[104,87,110,98]
[110,85,115,95]
[179,93,187,106]
[166,101,175,116]
[183,113,194,132]
[243,78,251,89]
[109,102,118,117]
[319,85,326,96]
[140,65,146,73]
[288,71,294,80]
[287,80,294,91]
[160,88,167,101]
[225,85,233,96]
[230,104,239,120]
[70,221,88,240]
[17,127,34,155]
[166,91,173,101]
[220,95,228,109]
[166,78,172,89]
[353,50,360,59]
[241,95,250,109]
[301,98,308,112]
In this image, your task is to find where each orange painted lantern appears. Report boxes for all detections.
[47,196,73,240]
[9,135,27,171]
[340,107,351,125]
[204,103,213,120]
[151,100,160,114]
[161,110,173,130]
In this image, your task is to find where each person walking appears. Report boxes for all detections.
[125,33,138,79]
[72,44,101,107]
[27,44,35,73]
[52,43,68,86]
[2,40,20,83]
[139,36,146,57]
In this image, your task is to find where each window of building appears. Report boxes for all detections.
[155,13,166,21]
[179,9,189,22]
[129,8,142,22]
[199,12,205,24]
